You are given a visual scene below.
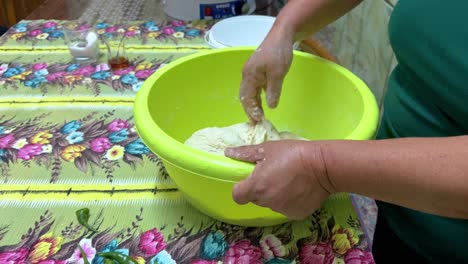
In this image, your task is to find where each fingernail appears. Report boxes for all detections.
[266,95,279,109]
[267,99,278,109]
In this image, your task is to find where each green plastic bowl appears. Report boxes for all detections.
[134,47,379,227]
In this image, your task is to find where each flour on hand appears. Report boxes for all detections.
[185,120,305,155]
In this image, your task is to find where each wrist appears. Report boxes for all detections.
[272,6,311,43]
[318,140,369,194]
[269,17,298,45]
[318,141,342,193]
[301,141,338,195]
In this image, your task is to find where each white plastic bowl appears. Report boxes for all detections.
[205,15,300,49]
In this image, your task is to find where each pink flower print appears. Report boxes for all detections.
[33,63,48,71]
[138,228,166,256]
[46,72,66,81]
[18,144,43,160]
[125,31,137,37]
[0,248,29,264]
[105,26,118,33]
[260,234,286,260]
[95,63,110,72]
[0,134,15,148]
[108,119,129,132]
[38,261,66,264]
[29,29,42,37]
[223,240,262,264]
[90,137,112,153]
[171,20,184,27]
[135,69,154,79]
[74,65,95,76]
[191,261,217,264]
[113,66,134,76]
[299,242,335,264]
[67,239,96,264]
[78,24,91,30]
[162,27,175,35]
[344,248,375,264]
[0,63,8,75]
[43,21,58,28]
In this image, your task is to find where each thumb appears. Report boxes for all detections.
[265,72,284,109]
[232,176,256,205]
[225,145,265,163]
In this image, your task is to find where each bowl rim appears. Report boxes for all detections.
[134,47,379,182]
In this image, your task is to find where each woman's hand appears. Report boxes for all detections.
[225,140,333,220]
[239,0,364,123]
[240,28,294,123]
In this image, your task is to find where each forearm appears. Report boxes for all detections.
[271,0,363,42]
[314,136,468,219]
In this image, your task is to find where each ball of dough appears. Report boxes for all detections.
[185,120,305,155]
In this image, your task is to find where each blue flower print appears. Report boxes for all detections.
[15,26,27,33]
[96,22,109,29]
[34,69,49,77]
[92,240,130,264]
[93,249,130,264]
[132,81,143,92]
[114,248,129,256]
[66,131,85,144]
[14,23,28,29]
[125,139,150,155]
[108,129,129,143]
[91,71,112,80]
[103,33,114,39]
[49,30,64,38]
[102,240,118,252]
[61,120,82,134]
[200,231,227,260]
[0,149,6,162]
[174,26,186,32]
[24,76,47,88]
[3,67,25,78]
[149,250,176,264]
[144,21,156,28]
[66,64,80,72]
[121,74,138,85]
[186,29,200,37]
[148,25,160,32]
[266,259,292,264]
[14,23,28,32]
[42,27,56,33]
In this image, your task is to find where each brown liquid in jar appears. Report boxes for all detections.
[109,56,130,70]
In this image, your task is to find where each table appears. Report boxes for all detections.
[0,2,374,263]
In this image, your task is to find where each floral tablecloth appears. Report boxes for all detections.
[0,20,375,264]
